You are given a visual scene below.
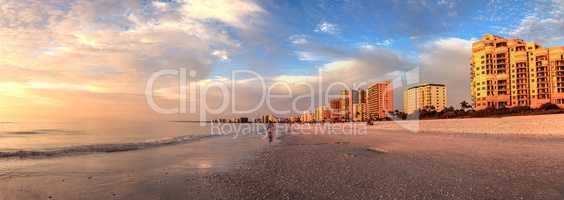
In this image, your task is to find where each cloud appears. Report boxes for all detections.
[0,0,265,121]
[156,36,473,119]
[296,51,321,61]
[376,40,393,47]
[359,40,393,50]
[180,0,265,30]
[419,37,474,106]
[212,50,230,61]
[286,36,473,111]
[508,0,564,43]
[289,34,309,45]
[314,21,340,34]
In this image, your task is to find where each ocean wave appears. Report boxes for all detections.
[6,131,49,135]
[3,129,84,135]
[0,134,216,159]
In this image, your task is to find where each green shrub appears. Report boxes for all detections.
[540,103,560,110]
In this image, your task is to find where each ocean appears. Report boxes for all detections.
[0,120,216,156]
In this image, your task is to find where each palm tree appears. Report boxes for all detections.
[460,101,471,111]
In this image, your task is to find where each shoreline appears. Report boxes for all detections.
[0,134,218,159]
[0,135,272,200]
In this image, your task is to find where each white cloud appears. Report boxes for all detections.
[419,37,474,106]
[0,0,266,120]
[361,40,393,48]
[376,39,393,47]
[289,34,309,45]
[436,0,458,16]
[296,51,321,61]
[180,0,265,30]
[509,0,564,43]
[152,1,171,11]
[359,44,375,51]
[212,50,230,61]
[314,21,339,34]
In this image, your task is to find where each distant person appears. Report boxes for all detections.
[267,121,275,144]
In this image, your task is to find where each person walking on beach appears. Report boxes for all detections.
[267,121,275,144]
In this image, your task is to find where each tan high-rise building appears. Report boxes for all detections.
[404,83,447,114]
[338,89,359,121]
[471,34,564,110]
[367,80,393,119]
[289,115,300,123]
[352,103,367,121]
[300,111,314,123]
[314,106,331,122]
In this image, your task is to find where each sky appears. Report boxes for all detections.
[0,0,563,121]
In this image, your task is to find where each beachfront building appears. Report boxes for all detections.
[404,83,447,114]
[328,98,343,122]
[352,89,368,121]
[289,115,300,123]
[238,117,249,123]
[339,90,350,119]
[352,103,367,121]
[314,106,331,122]
[261,115,278,123]
[367,80,393,119]
[339,89,359,121]
[300,111,314,123]
[471,34,564,110]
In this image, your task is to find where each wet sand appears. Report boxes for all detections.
[0,135,269,200]
[2,126,564,199]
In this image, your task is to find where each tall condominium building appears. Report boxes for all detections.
[339,89,359,121]
[404,83,447,114]
[352,103,367,121]
[314,106,331,122]
[300,111,314,123]
[471,34,564,110]
[339,90,349,117]
[329,98,341,113]
[289,115,300,123]
[352,89,368,121]
[359,89,367,103]
[329,98,342,121]
[367,80,393,119]
[261,115,277,123]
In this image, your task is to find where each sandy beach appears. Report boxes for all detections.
[2,116,564,199]
[368,113,564,135]
[205,129,564,199]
